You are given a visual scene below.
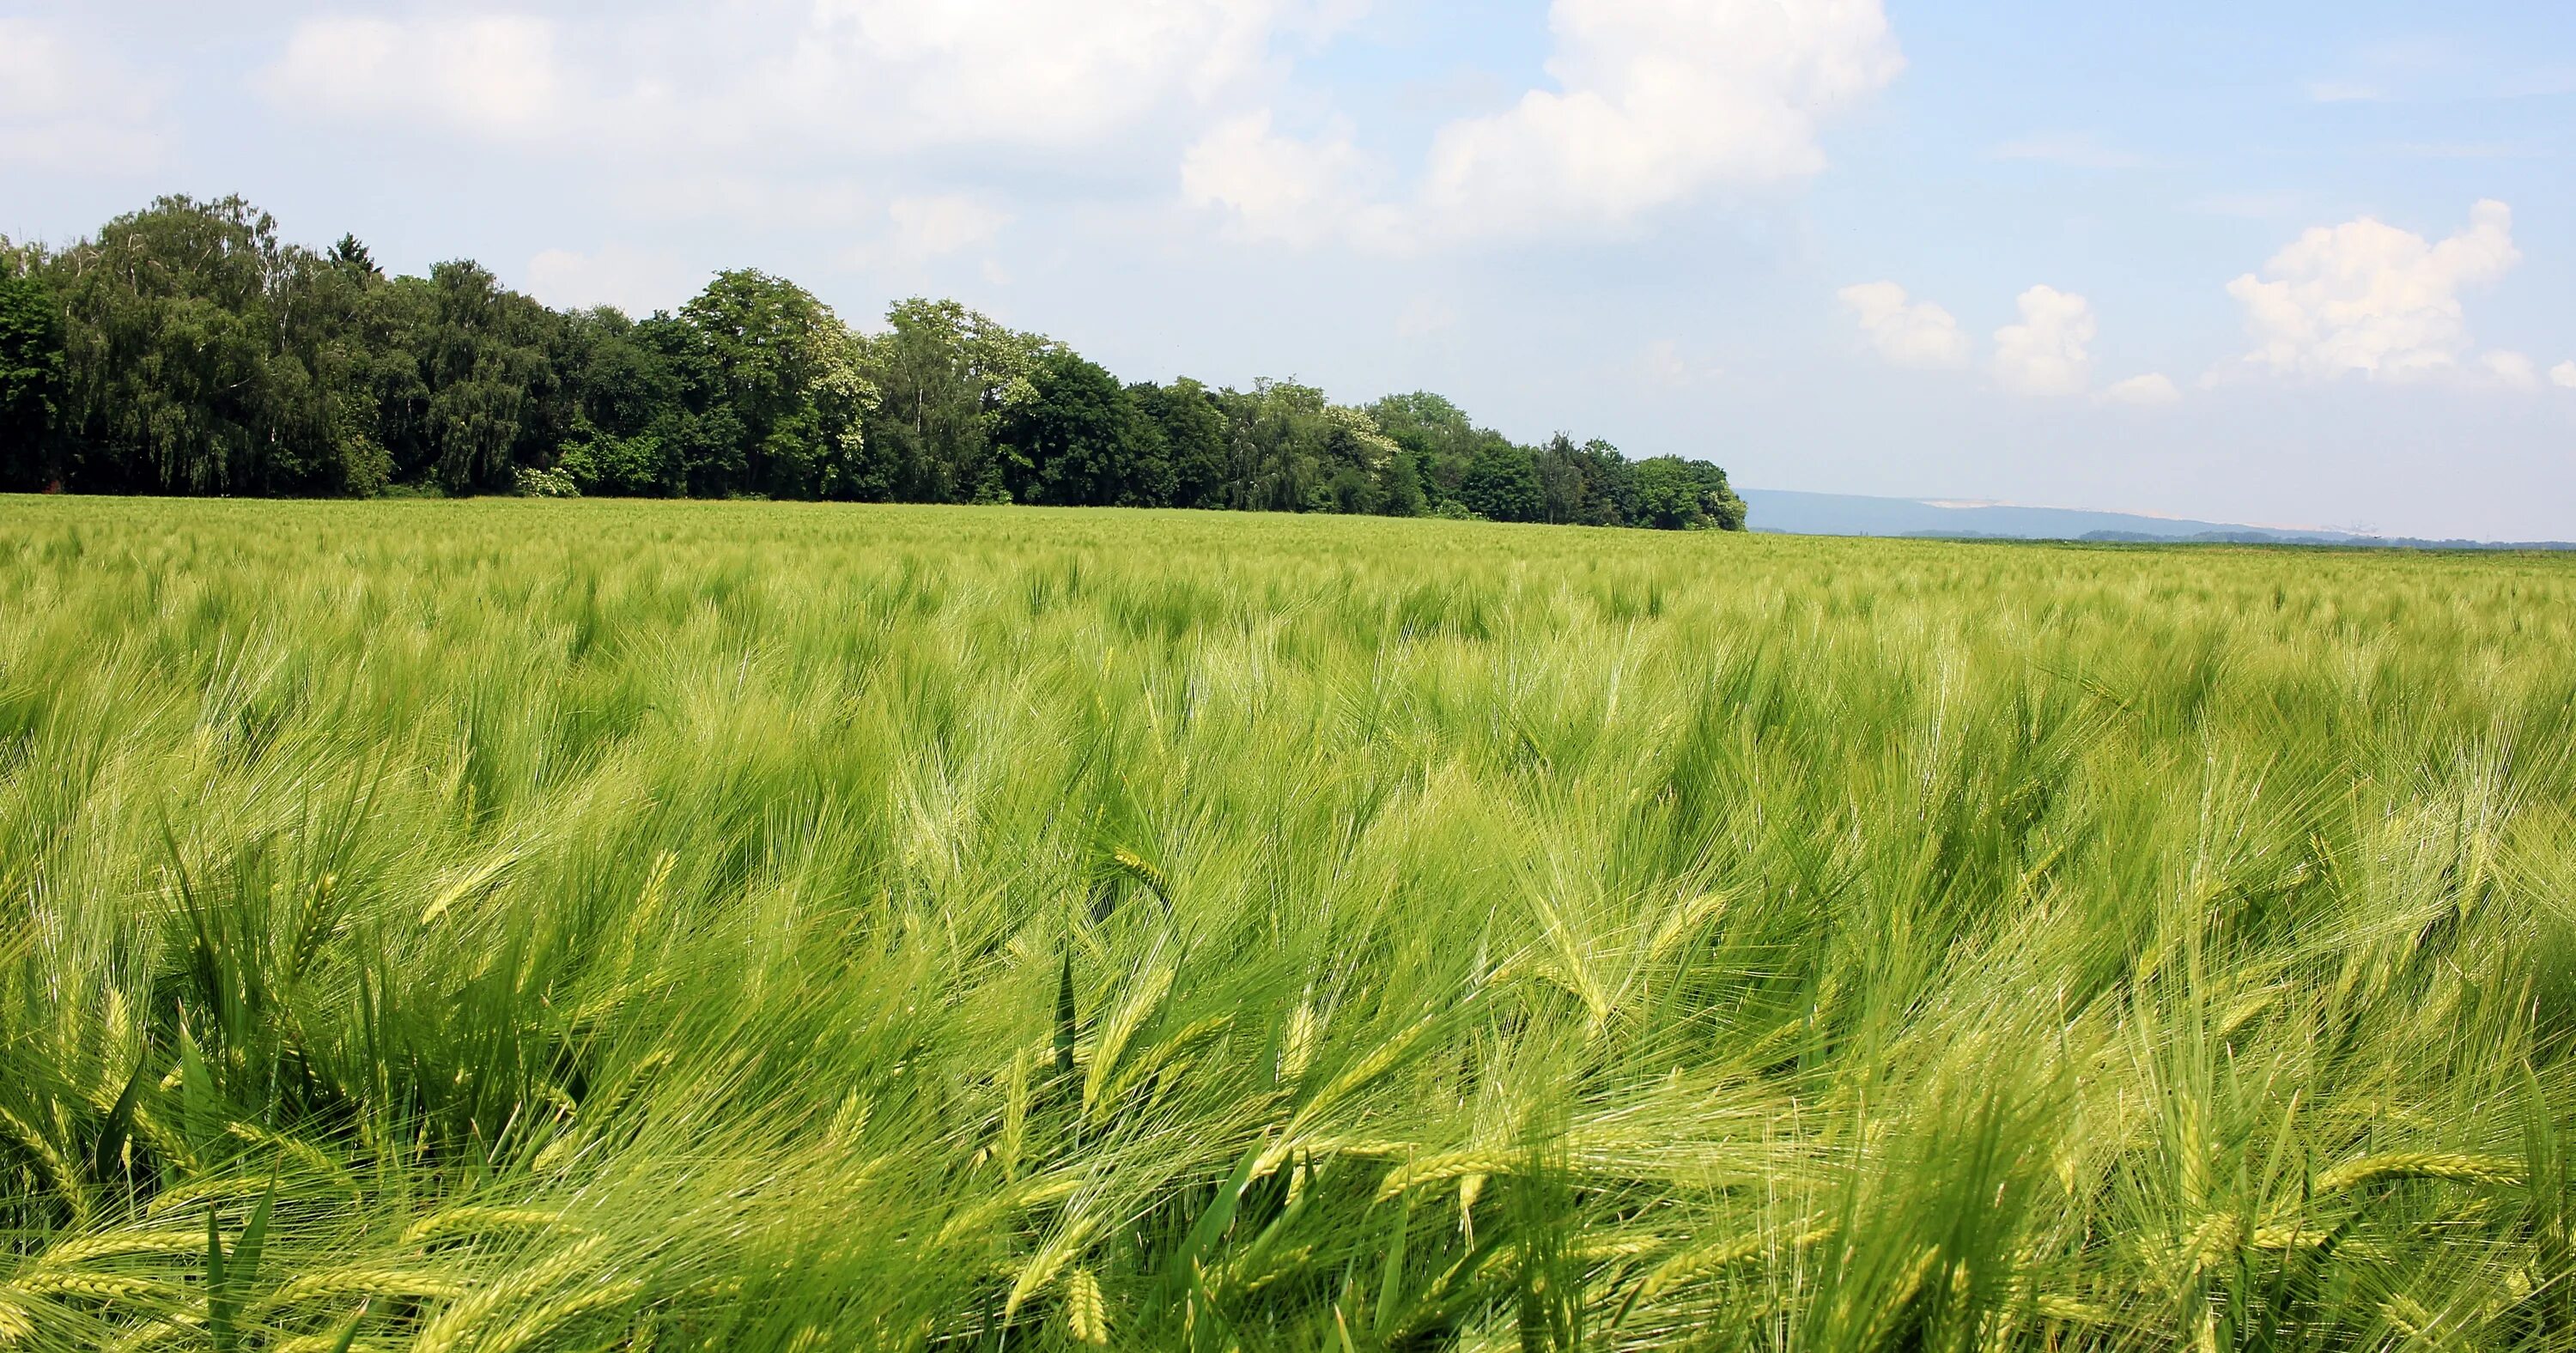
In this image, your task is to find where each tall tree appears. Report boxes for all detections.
[863,298,1048,503]
[996,350,1167,506]
[392,262,564,493]
[0,262,65,489]
[46,196,343,494]
[1460,441,1543,523]
[554,307,685,495]
[1534,432,1589,525]
[1133,378,1227,509]
[1218,379,1340,513]
[674,270,875,500]
[10,192,1750,527]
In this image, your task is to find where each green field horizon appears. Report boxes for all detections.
[3,497,2571,1350]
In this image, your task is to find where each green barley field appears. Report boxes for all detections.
[3,495,2573,1352]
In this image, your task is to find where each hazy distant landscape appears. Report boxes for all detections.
[1743,488,2576,549]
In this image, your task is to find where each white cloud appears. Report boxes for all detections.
[2224,199,2520,382]
[259,15,565,140]
[524,245,702,316]
[1180,112,1400,249]
[2553,361,2576,389]
[798,0,1341,149]
[257,2,1357,157]
[1417,0,1902,233]
[1837,282,1970,368]
[1191,0,1904,246]
[1993,286,2096,396]
[2101,373,2181,406]
[0,18,163,172]
[2477,350,2541,390]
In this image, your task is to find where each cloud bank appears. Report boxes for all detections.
[1838,282,1971,368]
[1190,0,1905,248]
[2224,199,2523,383]
[1993,286,2096,396]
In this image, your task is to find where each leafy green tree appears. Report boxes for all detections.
[554,307,685,495]
[1534,433,1591,525]
[11,192,1751,519]
[1631,456,1747,530]
[863,298,1048,503]
[1371,391,1523,513]
[1216,379,1346,513]
[994,351,1167,506]
[1379,451,1427,517]
[1576,439,1639,526]
[1460,441,1543,523]
[676,270,875,500]
[1134,378,1227,508]
[44,196,349,494]
[411,262,563,493]
[1704,465,1747,531]
[0,262,65,489]
[282,238,404,494]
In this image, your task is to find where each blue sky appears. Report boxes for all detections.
[3,0,2572,537]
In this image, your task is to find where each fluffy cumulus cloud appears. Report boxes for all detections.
[2555,361,2576,390]
[1837,282,1971,368]
[259,15,565,140]
[0,17,163,171]
[1192,0,1905,247]
[2100,373,2181,406]
[2224,200,2522,383]
[1992,286,2096,396]
[249,1,1899,252]
[257,0,1356,156]
[1180,112,1400,249]
[1415,0,1905,232]
[795,0,1340,149]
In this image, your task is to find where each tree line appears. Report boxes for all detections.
[0,195,1747,530]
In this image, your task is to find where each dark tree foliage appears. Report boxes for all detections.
[553,307,685,496]
[0,264,66,490]
[998,350,1168,507]
[1461,440,1545,524]
[9,195,1747,531]
[1133,378,1227,509]
[46,196,350,494]
[408,261,564,494]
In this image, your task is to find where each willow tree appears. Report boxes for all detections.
[44,197,348,494]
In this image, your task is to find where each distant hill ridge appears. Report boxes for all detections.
[1741,489,2573,551]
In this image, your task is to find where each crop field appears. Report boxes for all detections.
[2,496,2573,1352]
